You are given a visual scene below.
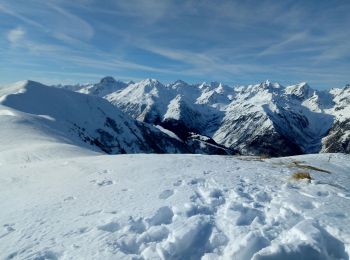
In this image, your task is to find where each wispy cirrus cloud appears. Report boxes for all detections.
[0,0,94,44]
[0,0,350,88]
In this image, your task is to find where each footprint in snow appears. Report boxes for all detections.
[97,179,115,187]
[229,203,265,226]
[64,196,76,201]
[299,200,319,209]
[3,224,15,232]
[188,178,205,185]
[80,210,102,217]
[147,206,174,226]
[126,217,147,234]
[98,169,110,175]
[173,180,183,187]
[98,221,120,233]
[253,190,272,203]
[63,227,90,237]
[0,224,15,239]
[29,250,59,260]
[324,212,346,219]
[159,189,174,199]
[316,191,330,197]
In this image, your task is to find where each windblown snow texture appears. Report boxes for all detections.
[0,153,349,259]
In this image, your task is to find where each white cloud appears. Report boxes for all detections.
[1,1,94,45]
[7,27,25,45]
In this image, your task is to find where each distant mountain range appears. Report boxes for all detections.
[58,76,350,156]
[0,80,231,164]
[1,77,349,158]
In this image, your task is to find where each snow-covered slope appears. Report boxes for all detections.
[78,76,129,97]
[214,81,334,156]
[107,79,172,122]
[56,76,130,97]
[1,80,235,163]
[321,86,350,153]
[105,79,233,153]
[0,81,102,164]
[80,77,350,156]
[0,152,349,259]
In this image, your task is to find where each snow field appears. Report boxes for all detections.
[0,153,349,259]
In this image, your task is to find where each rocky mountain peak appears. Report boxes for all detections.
[100,76,117,84]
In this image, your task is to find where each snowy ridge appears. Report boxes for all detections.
[68,77,350,156]
[0,80,233,164]
[3,77,349,156]
[55,76,129,97]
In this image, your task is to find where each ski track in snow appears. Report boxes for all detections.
[0,154,349,259]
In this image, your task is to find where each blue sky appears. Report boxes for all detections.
[0,0,349,89]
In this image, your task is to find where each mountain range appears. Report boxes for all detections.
[1,77,349,158]
[58,76,350,156]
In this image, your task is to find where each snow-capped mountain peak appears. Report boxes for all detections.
[285,82,314,100]
[137,78,163,88]
[1,80,236,164]
[77,76,128,97]
[172,79,188,86]
[53,77,350,156]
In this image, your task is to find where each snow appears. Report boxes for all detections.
[99,78,337,154]
[60,76,350,155]
[155,125,182,142]
[0,109,16,116]
[0,150,349,259]
[0,80,193,157]
[1,77,350,259]
[56,77,128,97]
[330,87,350,122]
